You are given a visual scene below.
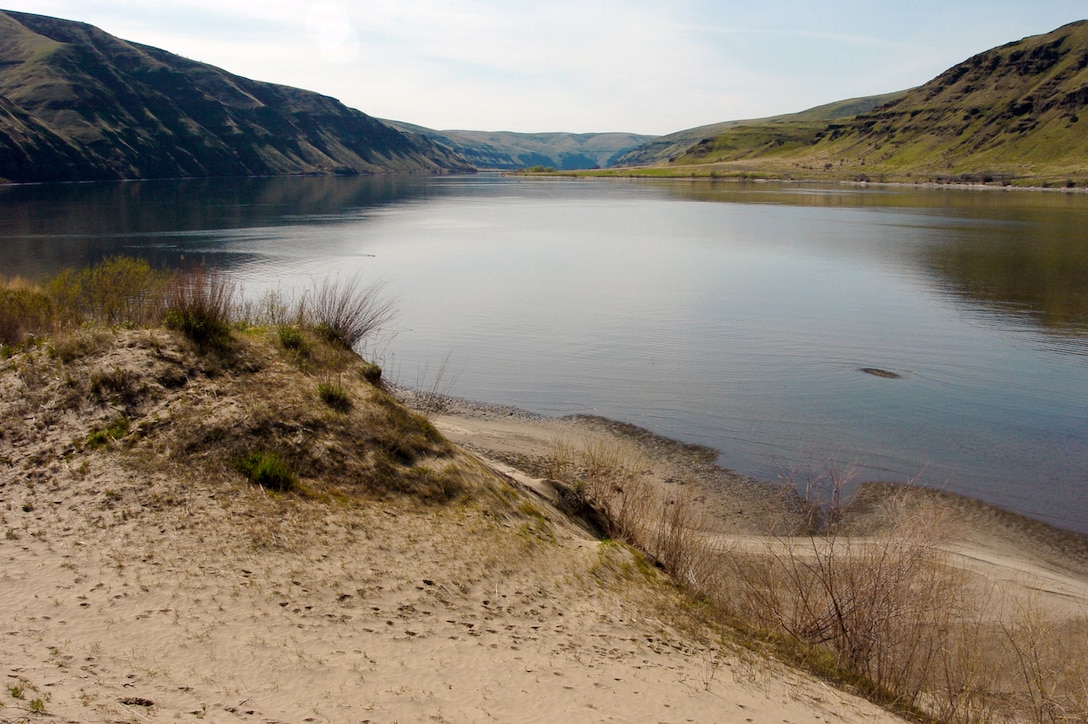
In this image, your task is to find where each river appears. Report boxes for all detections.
[2,174,1086,531]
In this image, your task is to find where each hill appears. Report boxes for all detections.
[0,262,910,723]
[382,121,656,169]
[611,21,1088,185]
[611,92,906,168]
[809,19,1088,183]
[0,11,472,183]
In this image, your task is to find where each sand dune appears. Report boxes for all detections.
[4,328,1086,722]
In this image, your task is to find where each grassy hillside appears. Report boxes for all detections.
[382,121,656,169]
[611,92,906,167]
[0,11,472,183]
[607,21,1088,186]
[810,20,1088,184]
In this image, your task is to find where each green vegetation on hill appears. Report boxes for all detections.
[611,92,906,168]
[813,20,1088,184]
[610,21,1088,186]
[0,11,472,183]
[0,257,475,502]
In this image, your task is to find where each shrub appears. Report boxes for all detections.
[277,325,307,353]
[164,267,236,351]
[236,451,297,492]
[44,256,169,326]
[86,416,130,448]
[0,287,54,347]
[317,381,351,412]
[304,275,394,352]
[360,361,382,384]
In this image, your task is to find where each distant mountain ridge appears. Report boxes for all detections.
[382,122,656,170]
[4,10,1086,186]
[0,11,472,183]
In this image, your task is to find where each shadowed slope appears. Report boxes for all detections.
[0,11,472,183]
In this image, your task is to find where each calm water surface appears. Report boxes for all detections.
[2,175,1086,532]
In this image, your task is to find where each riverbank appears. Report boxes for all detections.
[2,320,1086,720]
[0,326,908,723]
[512,166,1088,193]
[426,394,1088,719]
[422,392,1088,619]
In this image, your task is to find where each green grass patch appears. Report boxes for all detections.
[317,381,351,412]
[277,325,308,354]
[359,361,382,384]
[236,451,297,492]
[86,416,130,448]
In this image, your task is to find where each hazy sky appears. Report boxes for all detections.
[6,1,1087,135]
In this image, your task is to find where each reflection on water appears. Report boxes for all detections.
[1,175,1086,532]
[663,180,1088,337]
[0,175,440,278]
[924,223,1088,339]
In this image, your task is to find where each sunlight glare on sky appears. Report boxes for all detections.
[5,0,1087,134]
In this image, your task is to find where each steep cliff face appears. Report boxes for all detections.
[0,11,472,183]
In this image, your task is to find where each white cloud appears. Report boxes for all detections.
[4,0,1088,133]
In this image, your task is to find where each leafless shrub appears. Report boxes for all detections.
[720,499,964,705]
[576,437,654,541]
[164,267,237,351]
[236,287,299,327]
[303,275,395,353]
[546,436,720,593]
[997,593,1088,722]
[545,436,575,481]
[647,489,720,596]
[777,460,858,534]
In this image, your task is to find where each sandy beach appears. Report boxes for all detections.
[2,329,1086,722]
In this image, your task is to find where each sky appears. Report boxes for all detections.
[5,1,1088,135]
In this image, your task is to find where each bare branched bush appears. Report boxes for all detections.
[236,288,299,328]
[164,267,237,350]
[997,593,1088,722]
[720,500,965,707]
[576,438,654,541]
[545,436,720,594]
[303,275,395,352]
[647,489,720,595]
[777,460,858,534]
[545,436,575,481]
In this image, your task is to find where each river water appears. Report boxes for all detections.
[2,174,1086,532]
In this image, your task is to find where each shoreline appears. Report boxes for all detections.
[405,387,1088,543]
[512,168,1088,194]
[2,327,1084,721]
[405,388,1088,622]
